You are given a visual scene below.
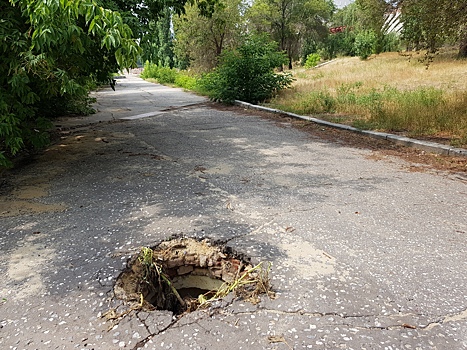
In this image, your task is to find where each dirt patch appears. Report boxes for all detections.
[0,201,66,217]
[0,167,66,217]
[0,129,133,217]
[288,118,467,174]
[1,233,56,300]
[212,103,467,175]
[114,238,274,315]
[0,158,68,215]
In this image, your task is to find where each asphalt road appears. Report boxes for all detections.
[1,75,466,350]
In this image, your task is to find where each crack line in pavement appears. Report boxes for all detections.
[131,313,206,349]
[222,218,277,244]
[224,308,440,331]
[130,297,236,349]
[422,308,467,330]
[159,102,209,113]
[229,308,377,318]
[133,312,154,350]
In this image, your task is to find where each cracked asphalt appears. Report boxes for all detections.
[1,75,466,350]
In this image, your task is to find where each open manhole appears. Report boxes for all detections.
[114,238,274,315]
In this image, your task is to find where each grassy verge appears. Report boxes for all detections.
[140,62,210,96]
[269,51,467,147]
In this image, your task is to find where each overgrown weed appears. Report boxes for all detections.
[270,51,467,146]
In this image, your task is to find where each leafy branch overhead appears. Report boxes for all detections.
[0,0,140,167]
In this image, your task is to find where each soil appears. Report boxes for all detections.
[0,129,133,218]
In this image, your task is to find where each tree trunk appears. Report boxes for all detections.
[458,32,467,58]
[288,56,293,70]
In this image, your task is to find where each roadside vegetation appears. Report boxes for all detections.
[269,50,467,147]
[141,35,293,104]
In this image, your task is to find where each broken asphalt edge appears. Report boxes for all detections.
[234,100,467,158]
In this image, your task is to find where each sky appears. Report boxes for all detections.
[334,0,354,8]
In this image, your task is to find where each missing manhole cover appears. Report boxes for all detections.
[114,238,274,315]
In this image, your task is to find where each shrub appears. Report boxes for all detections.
[157,66,177,84]
[0,1,138,168]
[354,30,377,60]
[200,35,293,103]
[141,62,210,95]
[141,62,178,85]
[141,61,158,79]
[174,73,198,90]
[304,53,321,68]
[300,39,318,65]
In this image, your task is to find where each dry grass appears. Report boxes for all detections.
[270,50,467,147]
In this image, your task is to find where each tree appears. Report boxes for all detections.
[247,0,334,69]
[140,8,175,66]
[172,0,246,72]
[321,2,361,58]
[0,0,139,167]
[400,0,467,58]
[355,0,391,53]
[99,0,220,63]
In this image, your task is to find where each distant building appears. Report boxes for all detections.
[334,0,354,9]
[383,9,403,35]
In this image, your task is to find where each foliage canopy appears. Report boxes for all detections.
[0,0,139,167]
[399,0,467,57]
[247,0,334,69]
[172,0,246,72]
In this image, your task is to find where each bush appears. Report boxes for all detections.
[141,62,177,84]
[300,39,318,65]
[304,53,321,68]
[0,1,138,168]
[157,67,177,84]
[141,61,205,93]
[141,61,158,79]
[174,73,198,90]
[200,35,293,103]
[354,30,377,60]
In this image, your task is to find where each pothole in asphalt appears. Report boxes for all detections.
[114,238,274,315]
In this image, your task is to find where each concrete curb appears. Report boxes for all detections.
[234,100,467,158]
[313,59,337,69]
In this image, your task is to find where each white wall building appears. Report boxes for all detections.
[334,0,354,9]
[383,9,403,34]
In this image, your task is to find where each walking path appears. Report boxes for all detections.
[1,75,466,349]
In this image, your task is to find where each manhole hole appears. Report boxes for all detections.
[114,238,274,315]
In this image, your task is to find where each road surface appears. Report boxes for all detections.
[1,75,466,349]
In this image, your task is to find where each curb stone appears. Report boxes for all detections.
[313,59,337,69]
[234,100,467,158]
